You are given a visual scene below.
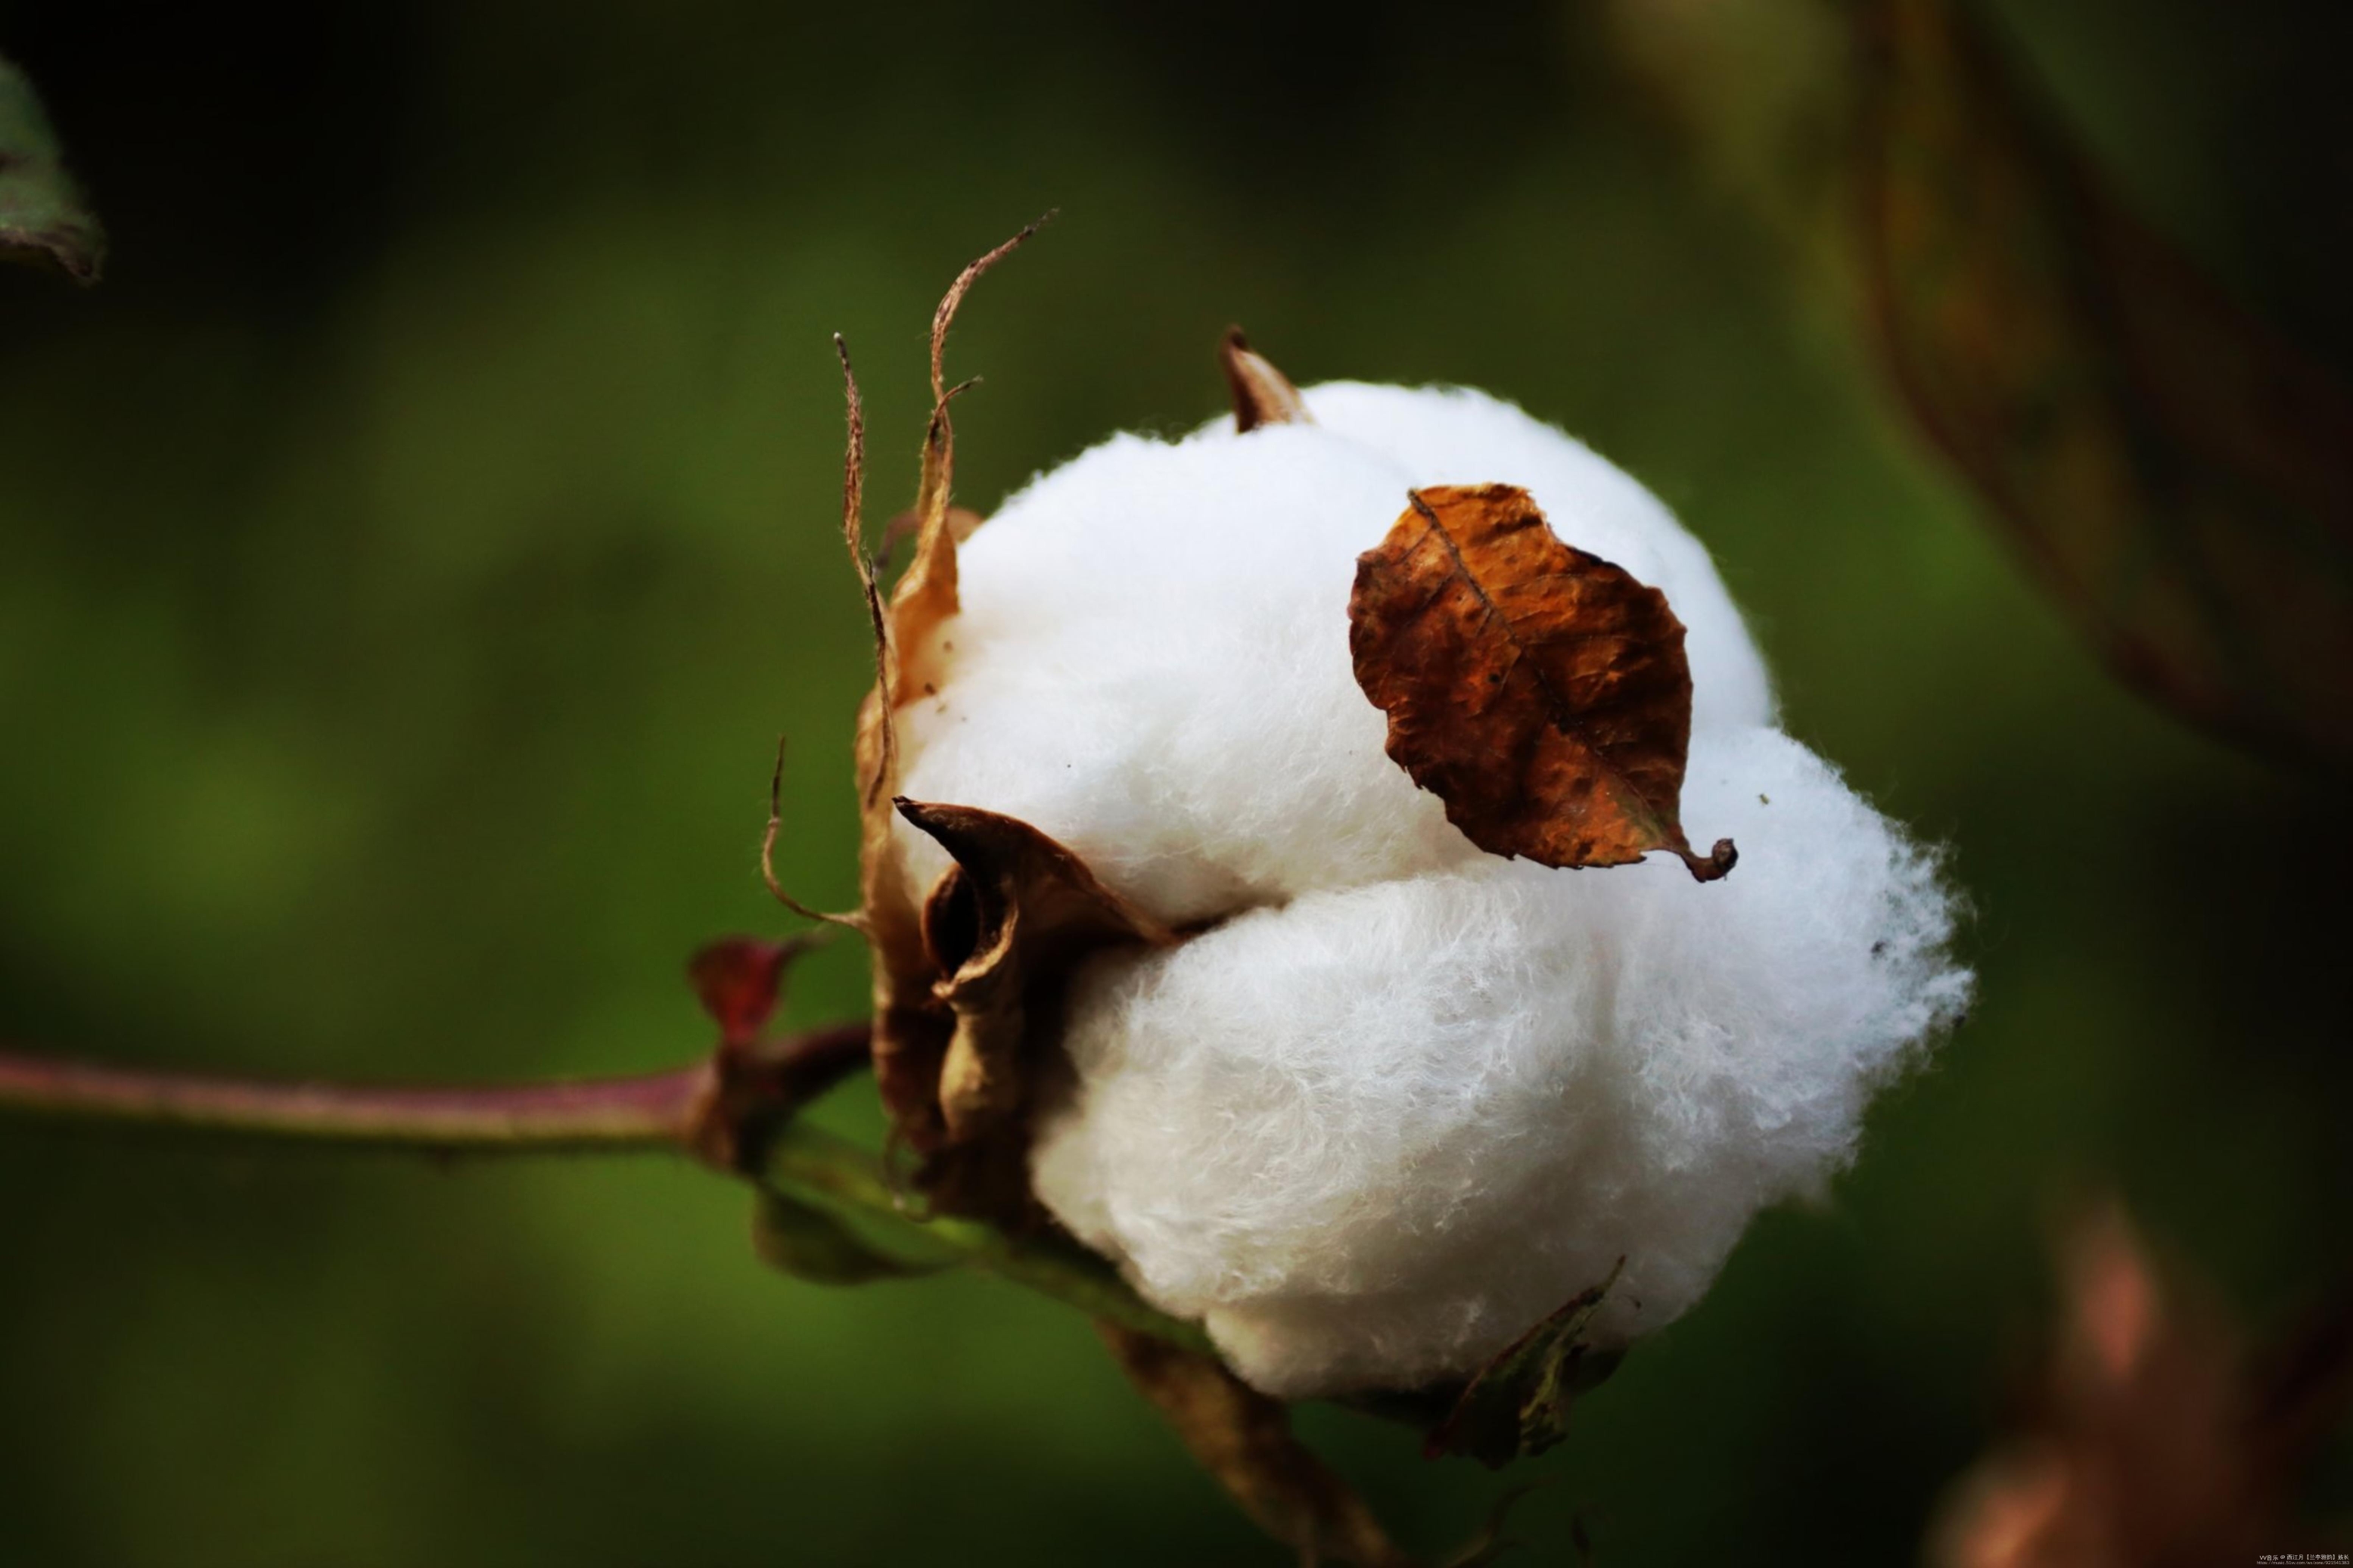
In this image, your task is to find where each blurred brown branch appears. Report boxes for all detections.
[1927,1200,2353,1567]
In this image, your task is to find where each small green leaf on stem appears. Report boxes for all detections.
[750,1119,1213,1348]
[751,1190,953,1286]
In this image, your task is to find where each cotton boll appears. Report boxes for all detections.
[1031,728,1970,1398]
[894,383,1773,923]
[891,380,1967,1398]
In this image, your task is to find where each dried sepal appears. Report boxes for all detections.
[828,329,953,1138]
[1098,1321,1413,1568]
[856,727,947,1141]
[1424,1262,1624,1469]
[1221,327,1313,433]
[844,224,1089,1180]
[896,215,1050,702]
[681,935,869,1170]
[895,800,1175,1214]
[687,935,810,1049]
[894,377,976,701]
[1350,484,1734,882]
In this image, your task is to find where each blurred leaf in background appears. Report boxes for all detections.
[0,1,2349,1563]
[1612,0,2353,774]
[1859,0,2353,775]
[1925,1201,2353,1566]
[0,51,101,283]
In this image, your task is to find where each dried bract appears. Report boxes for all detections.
[897,799,1174,1213]
[1221,327,1313,433]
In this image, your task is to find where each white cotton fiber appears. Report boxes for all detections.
[891,382,1969,1398]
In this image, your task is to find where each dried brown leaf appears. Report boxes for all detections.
[1350,484,1733,882]
[1099,1321,1414,1568]
[1222,327,1313,433]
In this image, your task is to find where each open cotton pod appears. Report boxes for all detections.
[831,232,1966,1555]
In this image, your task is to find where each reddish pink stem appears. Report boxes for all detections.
[0,1022,872,1154]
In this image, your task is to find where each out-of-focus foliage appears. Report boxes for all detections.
[1926,1203,2353,1566]
[0,2,2348,1563]
[1615,0,2353,773]
[1859,0,2353,774]
[0,53,101,282]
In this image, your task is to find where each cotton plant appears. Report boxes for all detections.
[808,225,1970,1545]
[2,225,1968,1566]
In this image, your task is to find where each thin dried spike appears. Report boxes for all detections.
[897,230,1040,709]
[1221,327,1313,432]
[760,737,869,932]
[911,376,981,529]
[915,219,1048,548]
[930,214,1052,407]
[834,333,897,795]
[930,376,982,434]
[834,335,875,597]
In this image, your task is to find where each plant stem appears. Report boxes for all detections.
[0,1046,704,1150]
[0,1024,1224,1362]
[0,1032,788,1153]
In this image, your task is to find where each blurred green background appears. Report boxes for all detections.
[2,1,2349,1561]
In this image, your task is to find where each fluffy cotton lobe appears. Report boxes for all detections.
[893,383,1969,1399]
